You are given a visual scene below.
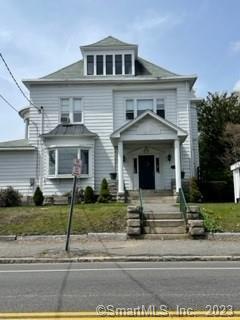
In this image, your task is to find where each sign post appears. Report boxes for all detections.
[65,159,81,252]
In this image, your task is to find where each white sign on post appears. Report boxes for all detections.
[72,159,82,177]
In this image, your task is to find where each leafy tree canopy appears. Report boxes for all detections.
[198,92,240,181]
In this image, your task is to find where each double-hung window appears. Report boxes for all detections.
[49,148,90,177]
[137,99,153,116]
[60,98,83,124]
[126,99,134,120]
[156,98,165,118]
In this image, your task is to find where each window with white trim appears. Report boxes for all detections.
[48,148,90,176]
[60,98,83,124]
[156,98,165,118]
[87,55,94,75]
[124,54,132,74]
[126,99,134,120]
[115,54,122,75]
[137,99,153,116]
[96,55,103,75]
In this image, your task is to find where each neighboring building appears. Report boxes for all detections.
[231,162,240,203]
[0,36,201,197]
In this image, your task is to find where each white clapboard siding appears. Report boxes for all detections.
[0,150,36,196]
[190,104,199,173]
[24,80,198,195]
[122,143,174,191]
[176,82,192,178]
[113,87,177,130]
[42,137,95,195]
[29,84,115,192]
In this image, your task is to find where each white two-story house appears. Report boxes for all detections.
[0,36,200,198]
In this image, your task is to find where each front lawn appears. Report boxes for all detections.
[199,203,240,232]
[0,203,127,235]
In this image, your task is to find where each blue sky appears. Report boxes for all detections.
[0,0,240,141]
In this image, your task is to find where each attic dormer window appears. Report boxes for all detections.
[124,54,132,74]
[96,55,103,75]
[106,55,113,75]
[115,55,122,74]
[87,55,94,75]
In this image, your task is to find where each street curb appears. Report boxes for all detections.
[15,233,127,241]
[0,255,240,263]
[0,235,16,241]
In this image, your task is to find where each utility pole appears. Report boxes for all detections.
[65,159,81,252]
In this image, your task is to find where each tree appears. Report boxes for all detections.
[198,92,240,181]
[221,123,240,167]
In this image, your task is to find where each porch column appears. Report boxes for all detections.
[174,138,181,192]
[118,140,124,193]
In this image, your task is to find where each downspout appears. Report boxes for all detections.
[39,106,44,190]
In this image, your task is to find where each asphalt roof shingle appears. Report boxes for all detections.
[42,124,97,137]
[81,36,136,48]
[41,56,178,80]
[0,139,35,149]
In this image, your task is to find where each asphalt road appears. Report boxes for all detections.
[0,261,240,313]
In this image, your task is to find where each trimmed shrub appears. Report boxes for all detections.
[84,186,95,203]
[33,186,44,206]
[98,178,111,203]
[0,187,22,207]
[189,177,202,203]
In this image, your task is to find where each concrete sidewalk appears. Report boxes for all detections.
[0,238,240,261]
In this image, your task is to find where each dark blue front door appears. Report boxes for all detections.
[139,155,155,189]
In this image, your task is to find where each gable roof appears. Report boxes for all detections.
[80,36,136,49]
[111,110,188,139]
[0,139,35,150]
[42,124,97,138]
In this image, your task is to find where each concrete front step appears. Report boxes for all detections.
[140,233,189,240]
[144,219,185,227]
[143,226,186,234]
[143,212,182,219]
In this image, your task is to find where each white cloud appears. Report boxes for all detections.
[230,40,240,53]
[233,80,240,92]
[130,12,184,33]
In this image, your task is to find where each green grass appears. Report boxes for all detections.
[0,203,127,235]
[199,203,240,232]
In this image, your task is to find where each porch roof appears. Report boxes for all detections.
[111,110,188,142]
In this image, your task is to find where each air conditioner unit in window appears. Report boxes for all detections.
[61,116,70,124]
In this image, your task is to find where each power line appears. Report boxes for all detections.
[0,93,19,113]
[0,53,41,112]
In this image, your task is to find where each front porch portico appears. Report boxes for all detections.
[111,110,187,195]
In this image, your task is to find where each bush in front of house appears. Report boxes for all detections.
[98,178,111,203]
[84,186,95,203]
[189,177,202,203]
[33,186,44,206]
[0,187,22,207]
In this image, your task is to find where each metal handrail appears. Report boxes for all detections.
[138,188,144,231]
[179,187,189,226]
